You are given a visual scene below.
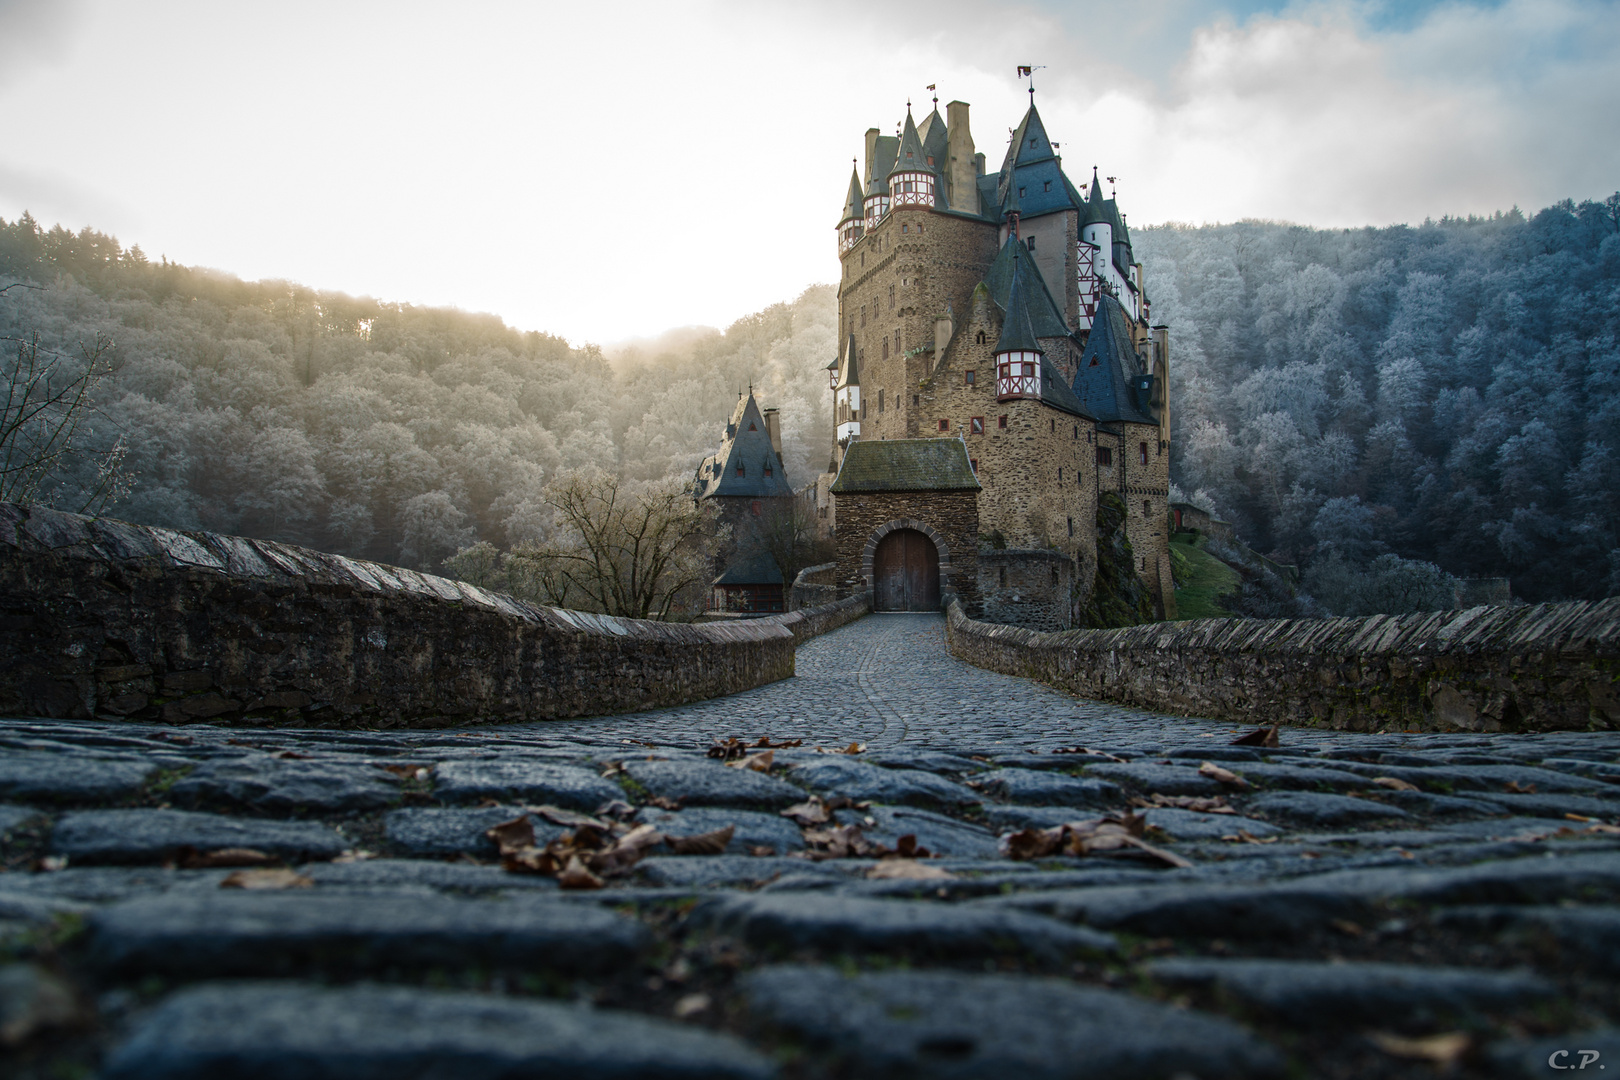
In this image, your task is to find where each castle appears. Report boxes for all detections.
[702,90,1173,628]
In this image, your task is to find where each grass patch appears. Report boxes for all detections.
[1169,537,1240,621]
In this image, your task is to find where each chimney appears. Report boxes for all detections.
[863,128,881,189]
[945,101,975,215]
[763,407,783,458]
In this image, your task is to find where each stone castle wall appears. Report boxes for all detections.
[0,504,866,729]
[977,549,1075,631]
[946,599,1620,733]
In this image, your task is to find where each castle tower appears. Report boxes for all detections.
[995,259,1042,402]
[838,167,865,255]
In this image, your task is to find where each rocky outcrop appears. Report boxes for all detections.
[0,503,867,728]
[1078,492,1154,629]
[947,598,1620,733]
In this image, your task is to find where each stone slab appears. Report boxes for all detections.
[1147,957,1556,1028]
[1081,762,1224,796]
[0,753,154,802]
[300,859,560,892]
[978,768,1124,808]
[741,965,1283,1079]
[49,809,347,864]
[1243,791,1412,827]
[89,891,647,976]
[789,757,980,808]
[384,807,564,857]
[634,807,805,854]
[1142,807,1282,841]
[625,759,803,809]
[634,855,829,889]
[101,982,774,1080]
[0,804,44,837]
[431,759,623,810]
[1436,905,1620,974]
[689,892,1116,958]
[833,805,1001,858]
[169,758,398,813]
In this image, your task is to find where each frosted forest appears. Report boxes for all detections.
[3,193,1618,611]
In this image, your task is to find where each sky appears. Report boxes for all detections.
[1,0,1616,346]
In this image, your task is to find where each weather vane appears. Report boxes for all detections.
[1016,65,1046,99]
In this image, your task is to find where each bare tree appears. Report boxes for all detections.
[1,284,130,513]
[499,466,723,620]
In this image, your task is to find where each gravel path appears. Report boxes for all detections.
[4,612,1619,1079]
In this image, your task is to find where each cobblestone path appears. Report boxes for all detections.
[4,613,1620,1078]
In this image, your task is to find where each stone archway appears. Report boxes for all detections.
[860,518,952,612]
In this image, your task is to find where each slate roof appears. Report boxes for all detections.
[868,135,899,191]
[995,258,1041,355]
[983,236,1070,339]
[713,550,783,586]
[830,438,981,494]
[694,393,794,500]
[919,106,949,169]
[839,167,864,224]
[837,333,860,388]
[1072,294,1156,425]
[993,105,1081,220]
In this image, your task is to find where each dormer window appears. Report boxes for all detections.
[1044,181,1051,192]
[748,422,756,431]
[764,463,773,476]
[1018,187,1026,198]
[1029,138,1037,148]
[736,463,745,476]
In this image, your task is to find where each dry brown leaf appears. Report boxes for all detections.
[1223,830,1279,845]
[666,825,735,855]
[557,855,604,890]
[707,737,747,761]
[1002,813,1191,869]
[752,737,804,748]
[278,750,314,760]
[1582,822,1620,834]
[1050,746,1128,762]
[1504,780,1537,794]
[891,834,934,859]
[594,799,636,819]
[598,761,628,778]
[1330,918,1365,936]
[728,750,774,773]
[180,847,275,869]
[1131,793,1236,814]
[802,824,888,859]
[220,868,312,890]
[485,815,536,856]
[672,993,711,1018]
[819,742,866,755]
[780,798,831,826]
[1230,725,1280,747]
[867,859,955,880]
[530,805,609,829]
[1198,761,1251,788]
[588,823,666,874]
[647,795,685,811]
[1371,776,1419,792]
[748,845,776,856]
[1368,1031,1471,1066]
[377,762,426,776]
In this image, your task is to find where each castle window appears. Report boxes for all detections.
[1018,187,1026,198]
[998,415,1008,429]
[748,422,756,430]
[1068,516,1074,537]
[1090,356,1099,366]
[752,501,762,516]
[1058,467,1062,481]
[1096,447,1112,467]
[764,462,773,476]
[970,416,984,435]
[913,395,919,406]
[888,284,895,309]
[1029,137,1037,148]
[1026,236,1036,252]
[1044,181,1051,192]
[737,462,746,476]
[902,224,908,233]
[999,567,1007,587]
[964,370,975,386]
[975,330,986,344]
[1144,499,1151,517]
[970,458,978,472]
[1139,441,1149,465]
[860,305,866,328]
[882,339,889,360]
[878,389,884,412]
[1050,419,1055,433]
[1073,425,1078,439]
[938,419,949,432]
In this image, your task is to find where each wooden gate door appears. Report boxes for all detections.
[872,529,940,611]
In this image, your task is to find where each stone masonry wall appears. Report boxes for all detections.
[834,490,980,610]
[0,503,867,729]
[947,599,1620,733]
[977,549,1075,631]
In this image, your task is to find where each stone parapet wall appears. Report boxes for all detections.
[976,549,1075,631]
[947,599,1620,733]
[789,562,839,611]
[0,504,865,729]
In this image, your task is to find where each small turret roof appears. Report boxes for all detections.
[1072,294,1155,426]
[838,333,860,387]
[994,259,1041,355]
[983,235,1070,339]
[918,106,949,169]
[694,392,795,500]
[840,166,864,224]
[894,109,931,175]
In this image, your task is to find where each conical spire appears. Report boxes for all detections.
[839,332,861,387]
[995,249,1042,356]
[840,166,865,224]
[896,107,928,172]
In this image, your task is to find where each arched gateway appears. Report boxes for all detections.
[872,528,940,611]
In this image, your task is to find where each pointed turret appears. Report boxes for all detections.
[1002,175,1021,235]
[994,254,1044,402]
[835,333,861,449]
[918,105,949,170]
[889,105,939,208]
[838,166,866,254]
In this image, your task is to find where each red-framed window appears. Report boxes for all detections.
[998,415,1008,429]
[964,370,975,386]
[970,416,984,435]
[1096,446,1113,467]
[1139,441,1149,465]
[938,419,949,432]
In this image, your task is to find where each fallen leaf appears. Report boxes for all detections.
[1050,746,1127,762]
[485,815,536,856]
[818,741,866,755]
[752,737,804,749]
[1130,794,1235,814]
[672,993,711,1019]
[1198,761,1251,788]
[1001,813,1192,869]
[666,825,735,855]
[891,833,934,859]
[34,856,67,872]
[179,847,275,869]
[557,855,604,890]
[530,805,609,829]
[594,799,636,819]
[866,859,955,880]
[727,750,774,773]
[1368,1031,1471,1066]
[706,737,747,761]
[1565,813,1593,822]
[278,751,314,760]
[802,824,889,859]
[1230,725,1280,747]
[748,845,776,856]
[1583,822,1620,834]
[1371,776,1419,792]
[647,795,685,811]
[1504,781,1537,794]
[1330,919,1365,936]
[377,762,427,777]
[331,849,377,863]
[220,868,312,890]
[599,761,628,778]
[780,798,831,826]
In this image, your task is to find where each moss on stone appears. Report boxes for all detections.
[1077,492,1154,629]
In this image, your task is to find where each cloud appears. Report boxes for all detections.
[0,0,82,86]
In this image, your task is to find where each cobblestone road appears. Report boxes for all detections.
[4,613,1620,1079]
